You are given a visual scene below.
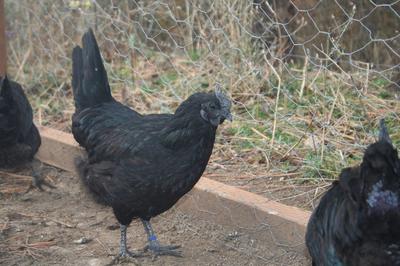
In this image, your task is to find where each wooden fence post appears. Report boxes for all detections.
[0,0,6,77]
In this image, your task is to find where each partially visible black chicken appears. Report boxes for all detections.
[0,76,50,190]
[71,29,232,258]
[306,119,400,266]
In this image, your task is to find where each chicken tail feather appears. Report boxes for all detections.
[72,28,112,110]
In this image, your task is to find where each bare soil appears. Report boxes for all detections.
[0,162,310,266]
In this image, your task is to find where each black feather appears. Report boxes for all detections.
[306,120,400,265]
[71,29,231,231]
[0,76,41,168]
[72,28,112,110]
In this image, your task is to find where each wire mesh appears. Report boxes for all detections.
[2,0,400,264]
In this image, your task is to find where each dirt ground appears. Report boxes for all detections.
[0,162,310,266]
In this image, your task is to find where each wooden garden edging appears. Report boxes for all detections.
[36,126,311,254]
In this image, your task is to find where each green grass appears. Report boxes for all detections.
[115,65,132,80]
[250,104,268,119]
[140,84,158,94]
[378,90,391,99]
[372,77,390,88]
[187,49,201,61]
[154,72,178,86]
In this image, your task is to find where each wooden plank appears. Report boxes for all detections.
[194,177,310,227]
[36,126,310,253]
[36,126,84,172]
[0,0,6,76]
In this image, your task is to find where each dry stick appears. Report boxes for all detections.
[262,0,277,16]
[265,172,301,178]
[364,62,370,94]
[0,170,32,180]
[280,119,314,161]
[43,82,65,107]
[17,212,75,228]
[26,241,56,248]
[95,238,112,255]
[273,188,320,202]
[263,52,282,149]
[14,46,32,81]
[256,184,313,194]
[308,66,323,93]
[312,45,352,84]
[250,127,284,157]
[260,183,325,190]
[321,86,341,162]
[2,234,22,244]
[299,55,308,99]
[7,42,21,70]
[0,187,28,194]
[204,171,301,180]
[22,244,47,260]
[47,218,75,228]
[306,185,332,208]
[0,219,8,233]
[37,107,43,126]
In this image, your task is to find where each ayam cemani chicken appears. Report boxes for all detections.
[0,76,51,190]
[306,119,400,266]
[71,29,232,258]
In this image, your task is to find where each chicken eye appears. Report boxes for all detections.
[209,103,217,110]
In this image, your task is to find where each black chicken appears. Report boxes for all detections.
[306,119,400,266]
[71,29,232,258]
[0,76,49,190]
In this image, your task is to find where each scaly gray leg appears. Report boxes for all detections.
[107,224,142,265]
[26,163,55,192]
[141,219,182,257]
[118,224,141,257]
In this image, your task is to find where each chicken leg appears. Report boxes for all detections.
[27,163,55,192]
[141,219,182,257]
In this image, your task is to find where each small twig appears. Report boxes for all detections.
[26,240,56,248]
[37,107,42,126]
[263,51,282,148]
[299,56,308,99]
[47,218,75,228]
[321,87,340,162]
[95,238,112,255]
[0,171,32,180]
[0,219,9,233]
[250,127,284,157]
[16,212,76,228]
[280,120,313,161]
[15,46,32,81]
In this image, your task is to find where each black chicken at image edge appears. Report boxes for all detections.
[0,76,53,191]
[306,119,400,266]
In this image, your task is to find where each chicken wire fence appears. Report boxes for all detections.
[3,0,400,263]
